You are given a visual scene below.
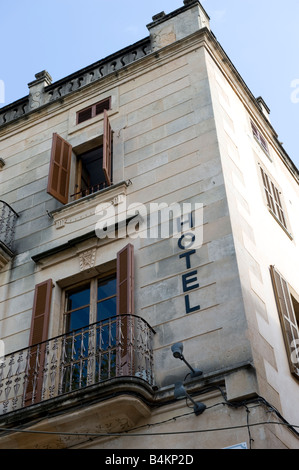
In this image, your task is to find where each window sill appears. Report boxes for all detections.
[50,180,131,231]
[267,206,293,241]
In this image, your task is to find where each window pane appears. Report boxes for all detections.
[67,285,90,312]
[97,297,117,322]
[98,276,116,301]
[67,306,90,332]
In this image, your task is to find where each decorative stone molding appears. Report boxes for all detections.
[0,39,151,128]
[52,181,129,232]
[78,248,97,272]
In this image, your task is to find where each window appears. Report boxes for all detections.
[28,244,134,395]
[47,109,112,204]
[76,97,111,125]
[270,266,299,379]
[251,121,270,155]
[63,274,117,391]
[65,274,117,333]
[260,166,288,231]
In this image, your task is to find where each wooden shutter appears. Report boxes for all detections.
[251,121,260,140]
[47,133,72,204]
[77,107,93,124]
[95,97,110,116]
[117,244,134,315]
[116,244,134,376]
[25,280,53,405]
[260,168,287,229]
[103,109,112,187]
[76,97,110,125]
[270,266,299,377]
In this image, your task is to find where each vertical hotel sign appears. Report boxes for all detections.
[177,207,203,314]
[95,199,204,314]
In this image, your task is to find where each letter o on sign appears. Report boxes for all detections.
[178,233,195,250]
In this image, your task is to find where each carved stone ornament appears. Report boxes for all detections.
[78,248,96,271]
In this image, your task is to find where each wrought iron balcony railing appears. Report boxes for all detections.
[0,315,155,415]
[70,180,109,201]
[0,200,19,253]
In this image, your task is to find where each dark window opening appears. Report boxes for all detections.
[48,110,112,205]
[77,97,111,125]
[72,143,113,200]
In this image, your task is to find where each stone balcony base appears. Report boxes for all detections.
[0,378,153,449]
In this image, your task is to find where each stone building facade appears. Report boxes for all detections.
[0,0,298,449]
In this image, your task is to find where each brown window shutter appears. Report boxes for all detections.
[270,266,299,378]
[76,97,110,125]
[25,280,53,405]
[77,107,93,124]
[251,121,259,139]
[103,109,112,187]
[117,243,134,316]
[95,97,110,116]
[260,168,288,229]
[261,168,276,213]
[116,244,134,376]
[47,133,72,204]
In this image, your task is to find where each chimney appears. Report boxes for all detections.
[28,70,52,110]
[147,0,210,52]
[257,96,271,123]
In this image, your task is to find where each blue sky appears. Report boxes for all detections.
[1,0,299,169]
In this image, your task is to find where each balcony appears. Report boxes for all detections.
[0,201,19,269]
[0,315,155,416]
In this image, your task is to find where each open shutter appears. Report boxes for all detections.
[270,266,299,377]
[25,280,52,405]
[260,168,287,229]
[116,244,134,376]
[103,109,112,187]
[117,243,134,316]
[47,133,72,204]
